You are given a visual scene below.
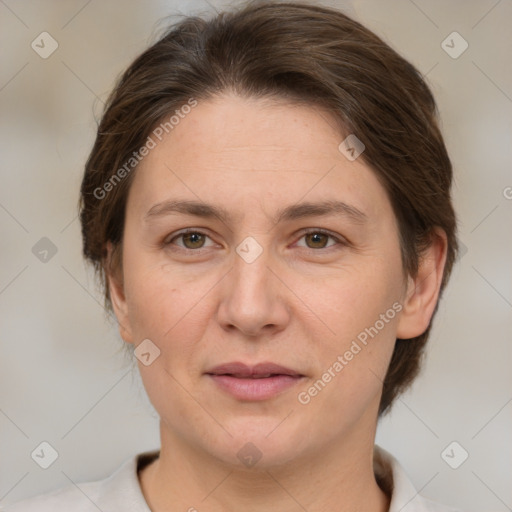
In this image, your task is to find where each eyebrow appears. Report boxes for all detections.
[144,199,367,225]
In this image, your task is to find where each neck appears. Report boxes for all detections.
[139,423,390,512]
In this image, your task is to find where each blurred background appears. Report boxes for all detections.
[1,1,511,510]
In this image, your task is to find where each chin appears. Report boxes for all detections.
[206,415,311,469]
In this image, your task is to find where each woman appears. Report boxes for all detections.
[6,1,461,510]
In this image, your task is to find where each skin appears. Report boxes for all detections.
[107,93,447,512]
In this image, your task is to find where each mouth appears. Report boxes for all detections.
[206,362,304,401]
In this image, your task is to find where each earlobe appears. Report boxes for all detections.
[396,229,448,340]
[105,242,134,345]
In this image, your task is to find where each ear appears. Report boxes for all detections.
[396,228,448,339]
[105,241,134,345]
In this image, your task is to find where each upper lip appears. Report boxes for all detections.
[206,362,302,378]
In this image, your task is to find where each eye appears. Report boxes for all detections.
[295,229,344,250]
[164,228,345,252]
[166,229,214,250]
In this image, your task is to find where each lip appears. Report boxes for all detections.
[206,362,304,401]
[207,362,302,378]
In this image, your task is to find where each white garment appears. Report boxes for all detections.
[3,445,462,511]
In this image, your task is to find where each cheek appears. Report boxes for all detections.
[123,264,211,410]
[293,251,403,404]
[123,256,217,371]
[123,252,189,332]
[296,292,398,437]
[297,259,403,344]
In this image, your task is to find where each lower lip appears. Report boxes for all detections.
[208,374,303,401]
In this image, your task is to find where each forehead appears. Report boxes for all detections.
[128,93,391,223]
[156,94,347,170]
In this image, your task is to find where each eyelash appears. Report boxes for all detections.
[164,228,347,253]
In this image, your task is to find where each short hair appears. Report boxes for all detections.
[79,0,458,416]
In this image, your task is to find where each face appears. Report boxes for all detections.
[108,93,438,468]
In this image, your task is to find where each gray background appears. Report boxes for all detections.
[1,0,511,510]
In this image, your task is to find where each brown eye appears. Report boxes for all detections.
[304,232,330,249]
[297,230,342,250]
[166,230,213,250]
[180,232,206,249]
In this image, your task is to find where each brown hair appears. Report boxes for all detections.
[79,0,458,416]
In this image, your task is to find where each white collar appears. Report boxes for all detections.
[5,446,461,511]
[104,446,460,512]
[373,445,461,512]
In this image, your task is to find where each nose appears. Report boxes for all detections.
[216,244,290,338]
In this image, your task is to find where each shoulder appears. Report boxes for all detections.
[2,481,105,512]
[419,496,464,512]
[374,445,464,512]
[2,450,159,512]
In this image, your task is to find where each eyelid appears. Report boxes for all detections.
[295,228,347,249]
[165,228,217,249]
[165,227,348,252]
